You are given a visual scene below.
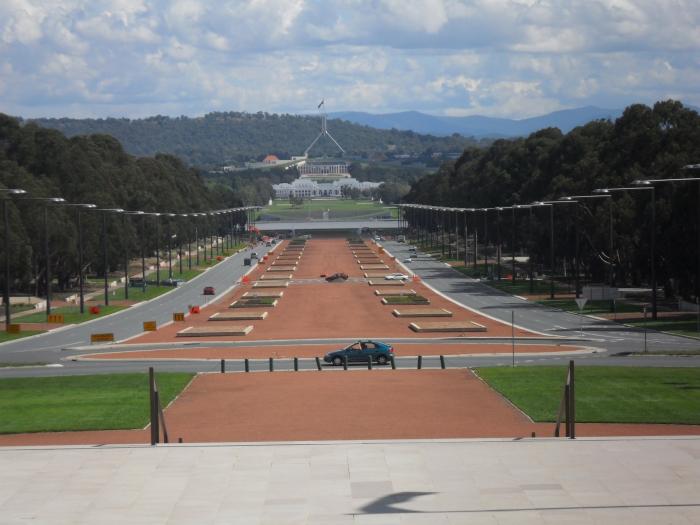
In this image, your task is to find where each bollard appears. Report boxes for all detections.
[367,355,373,370]
[269,357,274,372]
[440,355,446,369]
[343,355,348,370]
[294,357,299,371]
[417,355,423,369]
[220,359,225,373]
[390,355,396,369]
[315,356,322,370]
[244,358,250,372]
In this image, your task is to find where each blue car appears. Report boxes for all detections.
[324,340,394,366]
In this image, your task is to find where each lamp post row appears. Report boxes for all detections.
[1,194,259,329]
[399,165,700,321]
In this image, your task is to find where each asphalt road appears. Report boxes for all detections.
[1,237,699,378]
[383,240,700,357]
[0,243,275,365]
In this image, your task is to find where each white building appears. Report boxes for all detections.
[273,160,381,199]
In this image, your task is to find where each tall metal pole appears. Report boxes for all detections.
[167,218,173,279]
[141,216,146,293]
[549,204,555,300]
[496,208,502,280]
[195,222,199,267]
[650,186,657,320]
[155,214,160,286]
[529,207,534,293]
[511,207,516,283]
[574,207,580,299]
[102,211,109,306]
[483,210,488,276]
[609,198,614,288]
[3,200,10,327]
[77,208,85,313]
[463,211,469,268]
[123,214,129,300]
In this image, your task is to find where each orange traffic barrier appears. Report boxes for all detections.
[190,305,200,314]
[173,312,185,322]
[143,321,157,331]
[242,275,250,284]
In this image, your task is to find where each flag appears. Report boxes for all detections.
[317,99,324,109]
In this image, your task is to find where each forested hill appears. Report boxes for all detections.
[27,112,477,169]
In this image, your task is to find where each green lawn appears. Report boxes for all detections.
[382,295,429,304]
[0,330,45,343]
[476,366,700,424]
[624,315,700,338]
[106,285,174,302]
[260,200,397,220]
[536,299,641,315]
[0,373,194,434]
[20,305,126,324]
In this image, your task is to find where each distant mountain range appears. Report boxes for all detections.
[329,106,624,138]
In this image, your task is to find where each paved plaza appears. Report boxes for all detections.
[1,437,699,524]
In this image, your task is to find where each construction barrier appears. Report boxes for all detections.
[90,305,100,314]
[173,312,185,322]
[242,275,250,284]
[190,305,200,314]
[7,324,20,334]
[47,313,65,324]
[90,333,114,343]
[143,321,157,331]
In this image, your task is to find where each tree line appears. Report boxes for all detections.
[0,114,245,297]
[404,100,700,300]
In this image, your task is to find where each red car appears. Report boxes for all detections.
[203,286,215,295]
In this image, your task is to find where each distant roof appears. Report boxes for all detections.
[263,154,279,162]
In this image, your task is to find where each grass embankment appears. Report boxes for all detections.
[260,200,397,220]
[19,305,125,324]
[624,316,700,339]
[477,366,700,425]
[0,330,45,343]
[383,295,429,305]
[0,373,194,434]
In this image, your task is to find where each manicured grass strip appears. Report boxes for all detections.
[624,316,700,337]
[536,299,641,315]
[0,330,46,343]
[383,295,429,304]
[107,285,173,302]
[0,373,194,434]
[476,366,700,425]
[19,305,126,324]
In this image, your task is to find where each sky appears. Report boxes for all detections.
[1,0,699,120]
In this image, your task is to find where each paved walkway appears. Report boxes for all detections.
[1,437,699,524]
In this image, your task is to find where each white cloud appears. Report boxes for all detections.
[0,0,699,119]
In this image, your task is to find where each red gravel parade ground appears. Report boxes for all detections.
[4,238,700,445]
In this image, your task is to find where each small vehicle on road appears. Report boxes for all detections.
[251,252,258,259]
[403,258,413,263]
[325,272,349,282]
[384,273,409,281]
[203,286,215,295]
[324,341,394,366]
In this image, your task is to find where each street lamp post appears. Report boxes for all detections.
[594,186,656,319]
[634,168,700,327]
[98,208,125,306]
[559,195,614,288]
[1,188,27,328]
[62,203,97,313]
[17,197,67,319]
[531,202,555,299]
[122,211,144,300]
